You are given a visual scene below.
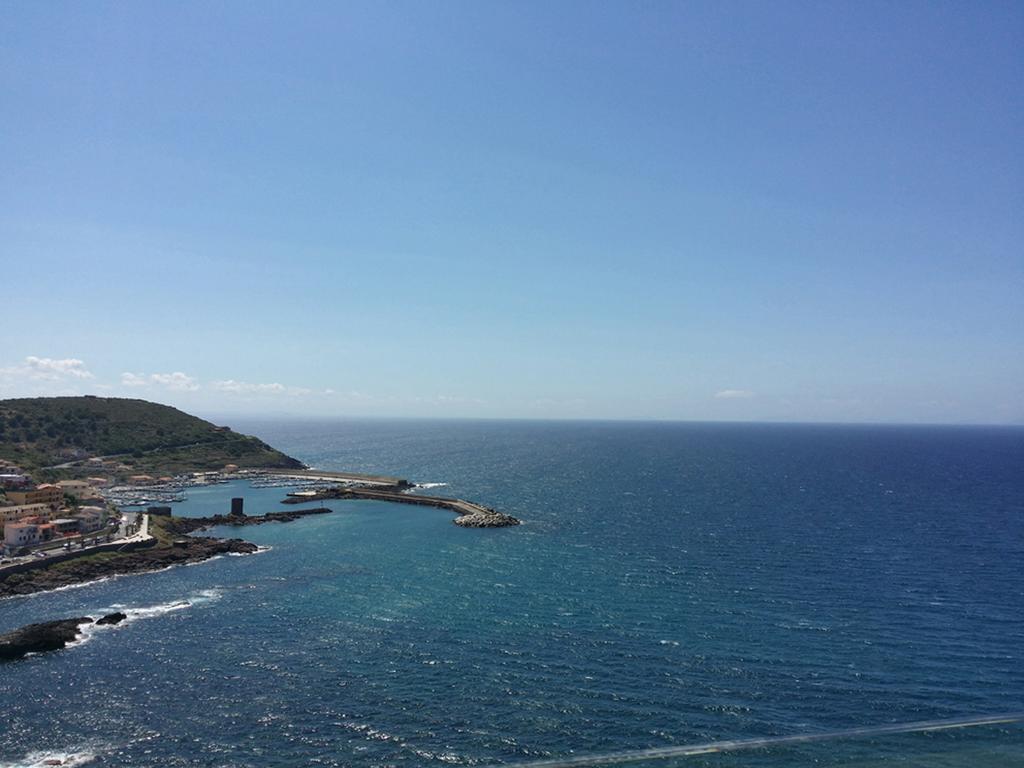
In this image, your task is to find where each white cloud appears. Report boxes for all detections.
[120,372,148,387]
[211,379,310,396]
[1,356,94,382]
[150,372,200,391]
[0,356,97,397]
[714,389,754,399]
[212,380,282,394]
[120,371,200,391]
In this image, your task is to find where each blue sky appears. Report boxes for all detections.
[2,1,1021,423]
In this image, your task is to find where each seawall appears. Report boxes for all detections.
[0,537,157,579]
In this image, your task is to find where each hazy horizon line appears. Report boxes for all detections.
[206,412,1024,429]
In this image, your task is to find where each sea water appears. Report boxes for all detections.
[1,420,1022,766]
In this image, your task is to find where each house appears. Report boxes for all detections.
[74,507,104,533]
[3,522,40,548]
[52,518,82,536]
[56,480,93,499]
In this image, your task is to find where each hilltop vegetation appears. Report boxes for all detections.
[0,396,304,476]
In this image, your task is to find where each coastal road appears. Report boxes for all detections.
[0,516,153,577]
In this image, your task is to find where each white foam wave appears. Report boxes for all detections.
[118,589,222,622]
[0,747,100,767]
[68,590,224,649]
[185,555,221,567]
[10,575,117,600]
[416,482,448,489]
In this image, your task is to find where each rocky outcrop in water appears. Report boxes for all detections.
[0,611,135,660]
[0,617,93,660]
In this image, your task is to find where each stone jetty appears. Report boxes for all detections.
[281,487,520,527]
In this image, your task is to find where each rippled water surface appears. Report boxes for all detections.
[2,420,1022,766]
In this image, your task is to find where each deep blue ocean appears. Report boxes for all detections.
[1,420,1022,767]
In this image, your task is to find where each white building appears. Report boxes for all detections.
[4,522,40,548]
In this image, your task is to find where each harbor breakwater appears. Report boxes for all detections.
[281,487,521,527]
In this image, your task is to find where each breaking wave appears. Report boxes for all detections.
[69,590,224,648]
[0,746,103,768]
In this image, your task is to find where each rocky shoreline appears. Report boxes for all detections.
[0,611,127,660]
[0,535,257,599]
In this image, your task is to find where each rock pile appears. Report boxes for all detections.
[453,508,522,527]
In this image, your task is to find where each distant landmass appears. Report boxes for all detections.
[0,396,304,477]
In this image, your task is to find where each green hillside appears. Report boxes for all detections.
[0,396,304,477]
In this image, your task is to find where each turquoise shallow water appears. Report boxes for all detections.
[1,420,1022,766]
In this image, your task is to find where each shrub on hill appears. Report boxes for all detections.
[0,397,304,475]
